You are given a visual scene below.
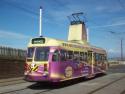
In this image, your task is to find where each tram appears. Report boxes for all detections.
[24,37,107,82]
[24,8,108,82]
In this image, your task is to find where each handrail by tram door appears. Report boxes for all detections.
[92,52,94,74]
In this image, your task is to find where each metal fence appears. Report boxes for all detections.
[0,46,26,60]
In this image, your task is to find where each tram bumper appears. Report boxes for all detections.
[24,72,61,82]
[24,71,49,81]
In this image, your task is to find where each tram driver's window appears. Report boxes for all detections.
[52,50,60,62]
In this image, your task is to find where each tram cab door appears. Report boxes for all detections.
[50,49,61,76]
[88,51,92,64]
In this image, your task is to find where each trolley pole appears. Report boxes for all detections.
[39,6,42,37]
[121,39,123,61]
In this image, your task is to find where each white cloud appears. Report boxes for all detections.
[90,22,125,28]
[95,6,107,11]
[89,16,125,28]
[47,1,87,22]
[108,49,115,53]
[108,49,119,53]
[0,30,31,49]
[46,0,123,27]
[0,30,30,39]
[95,5,121,13]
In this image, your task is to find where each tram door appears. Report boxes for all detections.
[88,51,94,74]
[88,51,92,64]
[50,49,61,77]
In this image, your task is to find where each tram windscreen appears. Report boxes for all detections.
[27,47,35,58]
[34,47,49,61]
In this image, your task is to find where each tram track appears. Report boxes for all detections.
[0,87,28,94]
[3,89,52,94]
[1,73,125,94]
[0,80,26,87]
[35,89,53,94]
[87,75,125,94]
[5,75,125,94]
[0,77,23,83]
[0,80,74,94]
[0,82,34,94]
[1,88,50,94]
[120,90,125,94]
[0,83,53,94]
[0,77,26,87]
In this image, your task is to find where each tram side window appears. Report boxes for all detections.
[101,54,105,62]
[84,52,87,62]
[52,50,60,62]
[73,51,79,61]
[104,56,107,61]
[99,54,102,62]
[95,53,104,62]
[68,51,73,60]
[101,54,103,61]
[95,53,100,62]
[104,55,107,61]
[60,50,67,61]
[80,52,84,61]
[95,53,98,61]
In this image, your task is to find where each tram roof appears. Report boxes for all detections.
[28,37,106,54]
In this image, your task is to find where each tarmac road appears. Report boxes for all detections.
[0,64,125,94]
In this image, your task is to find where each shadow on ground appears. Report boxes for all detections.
[27,73,105,90]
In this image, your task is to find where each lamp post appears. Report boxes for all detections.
[109,31,124,61]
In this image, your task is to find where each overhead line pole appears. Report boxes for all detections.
[121,39,123,61]
[109,31,124,61]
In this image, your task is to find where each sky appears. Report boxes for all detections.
[0,0,125,58]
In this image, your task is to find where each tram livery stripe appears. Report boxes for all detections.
[32,66,38,71]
